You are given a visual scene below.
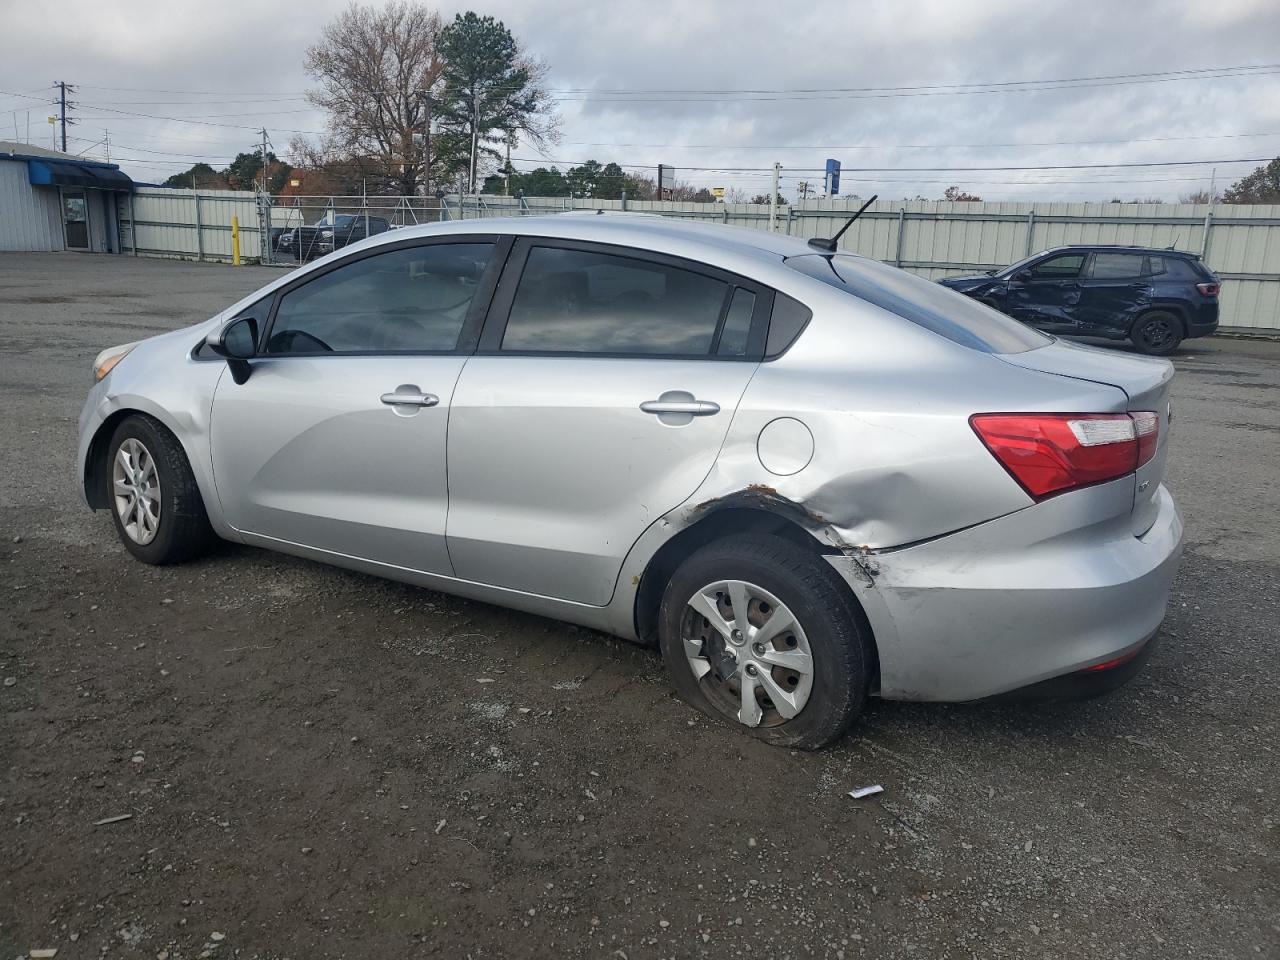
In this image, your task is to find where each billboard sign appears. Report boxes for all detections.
[824,158,841,196]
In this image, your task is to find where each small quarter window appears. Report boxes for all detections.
[766,293,812,358]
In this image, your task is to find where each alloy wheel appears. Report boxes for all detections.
[680,579,815,728]
[112,437,162,545]
[1139,317,1172,351]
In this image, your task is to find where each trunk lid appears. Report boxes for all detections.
[997,339,1174,535]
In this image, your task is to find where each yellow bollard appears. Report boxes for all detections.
[230,216,242,266]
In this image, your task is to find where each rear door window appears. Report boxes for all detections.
[499,245,753,357]
[1087,253,1146,279]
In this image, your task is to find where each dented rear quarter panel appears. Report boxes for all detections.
[674,280,1131,553]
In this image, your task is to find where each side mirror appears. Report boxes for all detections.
[1013,270,1032,283]
[205,316,258,384]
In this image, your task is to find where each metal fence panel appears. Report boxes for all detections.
[125,188,261,262]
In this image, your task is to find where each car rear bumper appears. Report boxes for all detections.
[1185,302,1219,338]
[827,478,1182,702]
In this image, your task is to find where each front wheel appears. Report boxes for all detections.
[658,534,872,749]
[106,414,215,565]
[1131,311,1183,356]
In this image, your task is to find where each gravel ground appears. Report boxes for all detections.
[1,252,1277,960]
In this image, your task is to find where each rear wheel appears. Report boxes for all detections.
[106,414,215,565]
[658,534,871,749]
[1131,311,1183,356]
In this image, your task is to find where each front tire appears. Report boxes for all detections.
[658,534,872,749]
[1131,311,1183,356]
[106,414,215,565]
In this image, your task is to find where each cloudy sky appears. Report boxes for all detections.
[2,0,1279,201]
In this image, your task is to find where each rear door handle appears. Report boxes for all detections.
[640,399,720,416]
[380,390,439,408]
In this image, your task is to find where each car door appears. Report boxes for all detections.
[1005,252,1087,332]
[209,236,507,574]
[1075,252,1153,334]
[445,239,769,606]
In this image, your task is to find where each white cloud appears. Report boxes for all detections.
[2,0,1278,199]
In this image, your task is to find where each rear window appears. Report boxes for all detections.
[1163,257,1209,280]
[785,254,1049,354]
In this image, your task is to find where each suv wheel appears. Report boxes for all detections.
[658,534,872,749]
[1131,311,1183,356]
[107,414,216,564]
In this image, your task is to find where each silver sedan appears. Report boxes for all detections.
[77,214,1182,748]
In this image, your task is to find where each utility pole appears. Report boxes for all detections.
[259,127,272,266]
[420,90,433,198]
[769,162,781,232]
[504,135,512,197]
[469,87,480,194]
[103,129,110,163]
[259,127,270,193]
[54,80,74,152]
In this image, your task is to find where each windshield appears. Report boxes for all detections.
[993,252,1043,277]
[785,254,1050,354]
[310,215,358,228]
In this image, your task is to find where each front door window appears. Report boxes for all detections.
[63,190,89,250]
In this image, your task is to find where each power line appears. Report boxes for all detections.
[545,62,1280,95]
[558,131,1280,151]
[53,60,1280,103]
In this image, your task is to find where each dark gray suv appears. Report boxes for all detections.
[939,245,1220,355]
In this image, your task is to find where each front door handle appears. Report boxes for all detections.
[640,399,720,416]
[380,387,439,408]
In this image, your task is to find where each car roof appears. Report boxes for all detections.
[369,212,817,265]
[1038,243,1200,259]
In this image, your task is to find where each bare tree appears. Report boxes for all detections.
[302,2,445,196]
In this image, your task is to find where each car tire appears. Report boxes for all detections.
[106,413,216,565]
[1130,311,1183,356]
[658,533,872,749]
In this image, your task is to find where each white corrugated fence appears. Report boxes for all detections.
[119,188,1280,332]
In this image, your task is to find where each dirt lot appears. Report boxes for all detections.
[1,252,1277,960]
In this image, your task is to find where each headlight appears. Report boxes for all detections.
[93,341,139,382]
[319,229,334,238]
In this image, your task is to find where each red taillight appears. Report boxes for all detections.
[1195,281,1220,297]
[970,412,1160,500]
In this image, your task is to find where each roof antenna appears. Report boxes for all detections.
[807,194,878,253]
